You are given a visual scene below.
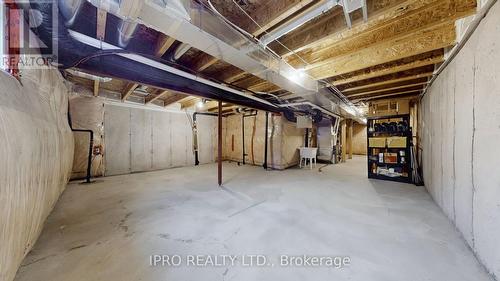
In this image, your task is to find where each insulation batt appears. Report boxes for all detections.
[0,67,74,281]
[223,111,304,169]
[69,94,104,179]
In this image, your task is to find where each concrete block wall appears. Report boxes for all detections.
[420,2,500,279]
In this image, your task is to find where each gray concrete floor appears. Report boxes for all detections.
[15,156,493,281]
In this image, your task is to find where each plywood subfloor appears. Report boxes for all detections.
[14,157,493,281]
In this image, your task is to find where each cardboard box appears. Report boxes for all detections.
[368,98,410,117]
[369,137,386,148]
[384,153,398,164]
[387,137,407,148]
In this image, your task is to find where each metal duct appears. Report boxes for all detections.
[66,69,112,82]
[259,0,341,46]
[258,0,368,45]
[278,102,340,119]
[58,0,84,26]
[341,0,368,28]
[117,20,138,48]
[173,43,191,60]
[84,0,363,120]
[30,1,280,112]
[86,0,320,92]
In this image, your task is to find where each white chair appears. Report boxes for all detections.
[299,147,318,169]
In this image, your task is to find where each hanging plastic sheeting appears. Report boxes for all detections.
[223,111,304,169]
[69,92,105,179]
[0,67,74,281]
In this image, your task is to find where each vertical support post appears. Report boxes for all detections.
[341,120,347,163]
[242,114,245,165]
[193,112,199,166]
[304,128,309,147]
[348,119,353,159]
[218,101,223,186]
[263,111,269,170]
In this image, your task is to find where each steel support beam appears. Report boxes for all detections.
[218,101,223,186]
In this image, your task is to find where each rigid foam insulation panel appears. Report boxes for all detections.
[103,104,216,176]
[69,94,104,179]
[223,111,304,169]
[0,68,73,281]
[419,2,500,278]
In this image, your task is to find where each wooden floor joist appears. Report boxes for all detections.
[286,0,475,68]
[180,97,199,109]
[346,82,428,98]
[343,76,432,93]
[235,75,265,89]
[72,0,479,107]
[164,93,188,107]
[252,0,316,37]
[146,90,169,104]
[331,55,443,86]
[248,81,281,93]
[352,90,423,102]
[308,22,455,80]
[155,34,176,57]
[335,62,437,90]
[122,83,138,101]
[226,71,248,84]
[193,54,219,72]
[279,0,432,57]
[254,84,282,93]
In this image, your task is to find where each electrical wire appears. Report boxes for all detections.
[318,163,330,173]
[410,144,423,185]
[204,0,311,67]
[223,0,358,112]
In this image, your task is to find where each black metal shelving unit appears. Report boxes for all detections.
[367,114,412,184]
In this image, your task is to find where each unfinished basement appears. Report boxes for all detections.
[1,0,499,280]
